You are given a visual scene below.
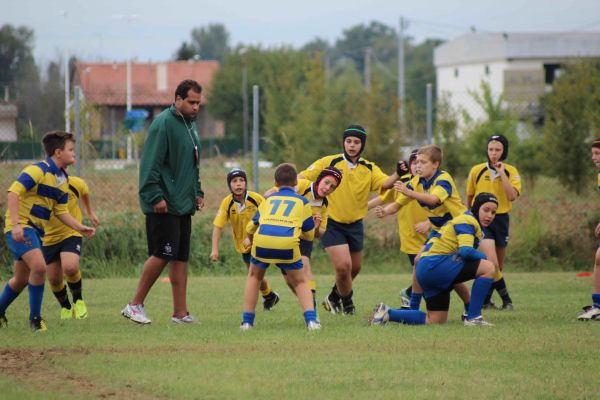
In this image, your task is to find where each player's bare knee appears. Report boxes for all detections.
[478,259,495,278]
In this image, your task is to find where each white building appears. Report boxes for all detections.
[434,31,600,130]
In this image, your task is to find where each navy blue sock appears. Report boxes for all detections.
[388,309,426,325]
[28,283,44,320]
[467,277,493,320]
[303,310,317,324]
[242,311,255,326]
[406,286,413,296]
[494,278,513,305]
[592,294,600,308]
[0,283,21,315]
[464,302,470,313]
[409,292,422,310]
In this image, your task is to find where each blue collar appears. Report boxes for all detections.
[419,170,442,190]
[45,157,61,175]
[278,186,295,193]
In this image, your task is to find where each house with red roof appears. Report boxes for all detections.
[74,60,224,139]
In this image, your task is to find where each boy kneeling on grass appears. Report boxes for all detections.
[369,192,498,327]
[241,163,319,331]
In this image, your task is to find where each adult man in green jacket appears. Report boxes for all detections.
[122,79,204,325]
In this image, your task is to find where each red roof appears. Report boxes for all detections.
[75,61,220,106]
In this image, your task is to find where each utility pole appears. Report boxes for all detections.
[426,83,433,144]
[398,16,406,128]
[65,50,70,133]
[240,48,249,155]
[364,47,372,92]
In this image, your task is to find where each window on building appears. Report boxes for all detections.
[454,68,459,78]
[544,63,561,85]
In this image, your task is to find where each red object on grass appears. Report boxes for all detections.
[576,272,593,277]
[162,277,171,283]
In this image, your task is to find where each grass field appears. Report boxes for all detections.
[0,272,598,399]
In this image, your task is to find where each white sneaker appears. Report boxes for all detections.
[578,306,600,321]
[240,322,253,331]
[399,289,410,309]
[171,313,197,324]
[306,320,321,331]
[463,316,493,326]
[369,303,390,326]
[121,304,151,324]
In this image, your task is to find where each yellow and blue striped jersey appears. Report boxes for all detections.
[213,191,264,254]
[395,170,466,231]
[380,181,430,255]
[466,162,521,214]
[43,175,89,246]
[421,212,483,257]
[301,154,388,224]
[4,158,69,236]
[247,187,315,264]
[270,178,330,233]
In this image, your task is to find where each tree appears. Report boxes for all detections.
[175,23,230,62]
[543,61,600,193]
[0,24,36,91]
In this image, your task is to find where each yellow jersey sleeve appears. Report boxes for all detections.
[507,164,522,195]
[369,163,389,193]
[213,196,231,228]
[300,156,331,181]
[300,202,316,241]
[8,164,44,196]
[466,165,480,197]
[430,175,453,204]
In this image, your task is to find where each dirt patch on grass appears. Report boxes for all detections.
[0,348,164,399]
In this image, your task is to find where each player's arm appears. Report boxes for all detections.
[414,220,431,235]
[81,194,100,226]
[455,222,485,260]
[394,181,439,205]
[139,120,169,212]
[375,201,401,218]
[496,163,519,202]
[381,160,410,189]
[7,192,24,242]
[300,204,316,241]
[56,212,95,239]
[368,196,383,210]
[210,226,223,262]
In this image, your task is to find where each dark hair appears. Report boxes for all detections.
[592,138,600,149]
[42,131,75,157]
[274,163,297,187]
[175,79,203,100]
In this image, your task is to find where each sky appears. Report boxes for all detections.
[2,0,600,65]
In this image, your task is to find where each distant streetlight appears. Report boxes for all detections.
[239,47,249,155]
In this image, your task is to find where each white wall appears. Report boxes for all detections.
[0,118,17,141]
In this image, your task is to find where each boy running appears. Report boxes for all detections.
[42,174,100,320]
[211,168,280,310]
[241,164,319,331]
[0,131,95,331]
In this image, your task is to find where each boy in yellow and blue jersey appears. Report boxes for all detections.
[0,131,95,332]
[299,125,394,315]
[241,164,319,331]
[467,134,521,310]
[578,138,600,321]
[42,174,99,320]
[369,150,430,307]
[376,145,470,313]
[370,193,498,327]
[267,166,343,308]
[210,168,280,310]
